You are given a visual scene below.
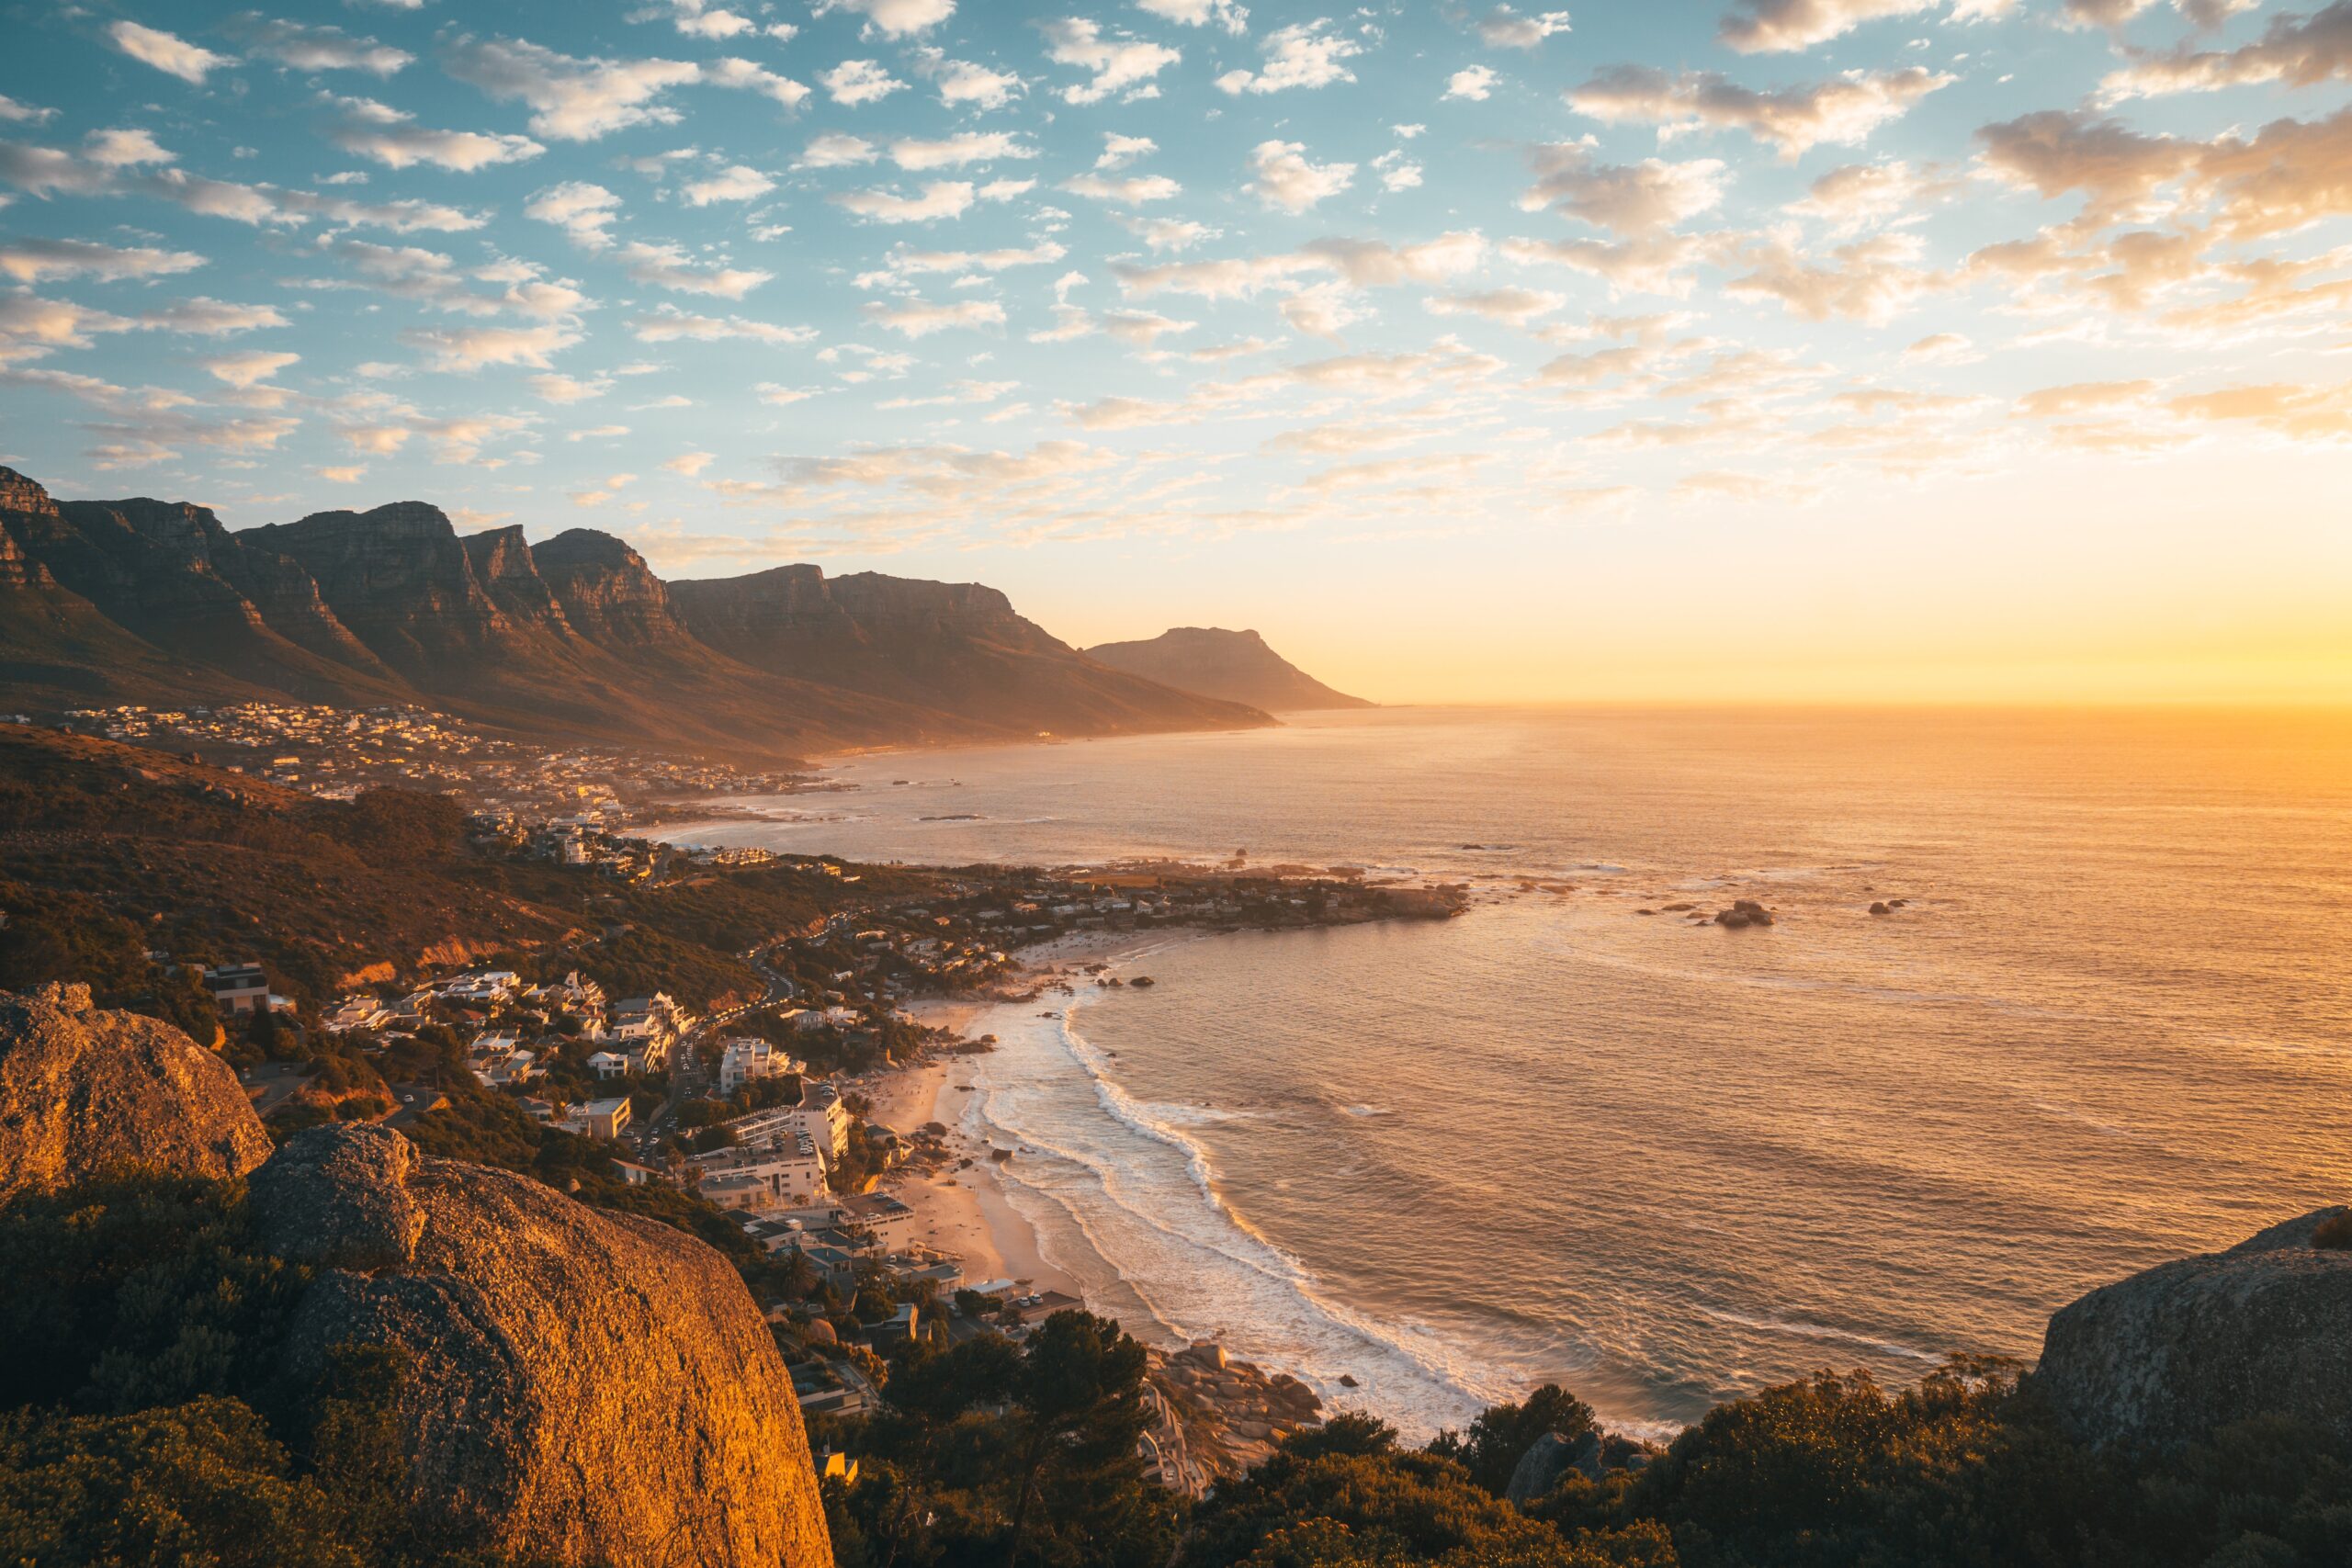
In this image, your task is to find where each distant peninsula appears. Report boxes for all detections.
[1085,626,1373,713]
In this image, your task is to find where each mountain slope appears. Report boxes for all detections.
[1084,626,1372,712]
[671,566,1273,739]
[0,465,1271,758]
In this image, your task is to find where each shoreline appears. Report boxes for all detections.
[871,930,1195,1312]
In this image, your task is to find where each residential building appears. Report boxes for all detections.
[564,1097,633,1141]
[203,964,271,1015]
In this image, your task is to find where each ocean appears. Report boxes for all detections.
[657,706,2352,1439]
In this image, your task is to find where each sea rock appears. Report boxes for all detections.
[0,983,271,1199]
[2035,1207,2352,1450]
[1714,899,1775,929]
[252,1124,831,1568]
[1870,901,1891,916]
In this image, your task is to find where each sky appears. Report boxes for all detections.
[2,0,2349,705]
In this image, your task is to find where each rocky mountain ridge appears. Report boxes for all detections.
[0,465,1270,760]
[1085,626,1372,712]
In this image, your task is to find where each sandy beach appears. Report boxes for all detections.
[865,932,1190,1307]
[874,998,1080,1299]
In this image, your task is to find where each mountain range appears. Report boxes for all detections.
[1085,626,1373,713]
[0,466,1274,761]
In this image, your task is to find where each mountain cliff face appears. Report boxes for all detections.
[248,1124,833,1568]
[1085,626,1372,712]
[674,567,1270,737]
[0,464,1272,758]
[0,982,273,1199]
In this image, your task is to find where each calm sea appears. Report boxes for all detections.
[659,707,2352,1438]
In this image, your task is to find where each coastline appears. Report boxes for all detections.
[874,931,1193,1311]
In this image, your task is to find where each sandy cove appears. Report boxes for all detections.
[866,931,1185,1306]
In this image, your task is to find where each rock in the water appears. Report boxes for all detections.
[253,1124,831,1568]
[2035,1207,2352,1450]
[0,983,271,1198]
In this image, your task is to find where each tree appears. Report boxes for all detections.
[1430,1383,1599,1498]
[1000,1311,1167,1568]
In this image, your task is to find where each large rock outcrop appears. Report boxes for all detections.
[0,983,271,1198]
[250,1124,832,1568]
[2035,1208,2352,1450]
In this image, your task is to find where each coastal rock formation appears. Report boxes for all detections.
[2035,1207,2352,1450]
[1148,1341,1324,1492]
[0,983,271,1198]
[1504,1429,1659,1504]
[1084,626,1373,712]
[1715,899,1775,929]
[251,1124,832,1568]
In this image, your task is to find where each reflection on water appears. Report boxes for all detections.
[659,707,2352,1435]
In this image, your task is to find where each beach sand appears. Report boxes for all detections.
[877,999,1080,1299]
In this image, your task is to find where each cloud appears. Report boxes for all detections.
[814,0,957,38]
[648,0,759,39]
[526,180,622,247]
[1216,20,1363,95]
[203,349,300,387]
[323,238,586,318]
[1040,18,1181,105]
[1787,159,1928,230]
[682,164,775,204]
[1097,133,1158,169]
[0,96,56,125]
[616,240,772,297]
[1501,233,1707,295]
[1567,64,1951,159]
[2098,3,2352,101]
[1972,109,2196,221]
[822,60,908,105]
[1718,0,1934,53]
[1111,232,1485,300]
[698,57,812,109]
[908,48,1024,108]
[402,321,582,371]
[1247,140,1357,212]
[799,132,878,169]
[0,236,205,284]
[1904,331,1983,364]
[1445,64,1499,100]
[855,240,1067,286]
[1476,6,1573,48]
[107,21,232,85]
[629,305,817,343]
[831,180,975,222]
[1121,214,1217,250]
[323,96,544,171]
[1060,171,1182,204]
[221,13,411,74]
[1374,150,1424,191]
[889,131,1035,169]
[665,450,718,475]
[1519,143,1726,235]
[1724,231,1934,322]
[862,297,1008,336]
[1425,286,1566,323]
[442,35,704,140]
[529,372,613,402]
[1139,0,1250,30]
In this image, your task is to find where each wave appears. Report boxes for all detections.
[959,1002,1514,1434]
[1698,1306,1941,1363]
